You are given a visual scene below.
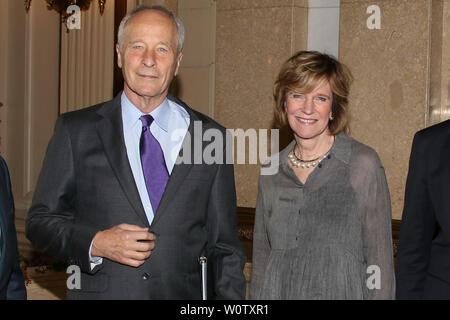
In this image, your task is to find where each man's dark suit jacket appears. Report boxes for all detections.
[396,119,450,299]
[26,94,246,299]
[0,156,27,299]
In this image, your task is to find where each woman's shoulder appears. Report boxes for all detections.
[412,120,450,152]
[416,119,450,140]
[345,135,383,169]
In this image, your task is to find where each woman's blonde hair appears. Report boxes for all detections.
[273,51,353,135]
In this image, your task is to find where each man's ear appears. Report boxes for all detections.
[174,52,183,76]
[116,44,122,69]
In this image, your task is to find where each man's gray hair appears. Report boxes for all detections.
[117,5,185,54]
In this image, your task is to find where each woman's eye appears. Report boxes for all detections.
[316,96,328,102]
[292,94,304,99]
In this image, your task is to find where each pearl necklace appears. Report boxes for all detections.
[288,138,334,169]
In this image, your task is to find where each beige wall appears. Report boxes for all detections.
[177,0,216,117]
[0,1,10,152]
[339,0,448,219]
[129,0,179,13]
[215,0,308,208]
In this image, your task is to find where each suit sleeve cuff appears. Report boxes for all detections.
[71,225,102,274]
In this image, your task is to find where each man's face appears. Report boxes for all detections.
[117,10,182,105]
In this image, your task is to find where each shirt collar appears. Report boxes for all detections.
[331,132,352,165]
[121,92,170,132]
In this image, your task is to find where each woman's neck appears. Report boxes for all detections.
[294,133,335,160]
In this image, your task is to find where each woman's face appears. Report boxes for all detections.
[285,79,333,141]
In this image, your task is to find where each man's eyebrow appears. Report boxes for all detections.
[156,41,173,47]
[128,39,144,45]
[127,40,173,48]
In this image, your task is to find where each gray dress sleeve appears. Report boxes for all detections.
[359,155,396,299]
[249,175,271,299]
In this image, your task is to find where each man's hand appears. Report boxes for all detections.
[91,223,156,267]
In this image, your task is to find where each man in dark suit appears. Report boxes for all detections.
[0,156,27,299]
[26,5,246,299]
[396,119,450,299]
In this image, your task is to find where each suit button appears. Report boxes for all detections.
[142,273,150,280]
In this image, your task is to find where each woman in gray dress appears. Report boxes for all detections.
[250,51,395,299]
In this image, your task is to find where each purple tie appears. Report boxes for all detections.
[139,115,169,213]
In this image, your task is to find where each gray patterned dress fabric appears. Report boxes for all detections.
[250,133,395,299]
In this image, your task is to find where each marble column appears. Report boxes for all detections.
[444,1,450,120]
[431,0,450,123]
[307,0,340,57]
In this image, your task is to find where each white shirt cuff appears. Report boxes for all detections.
[89,239,103,270]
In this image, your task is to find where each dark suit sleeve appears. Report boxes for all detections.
[0,157,27,300]
[6,262,27,300]
[206,146,247,299]
[396,132,437,299]
[25,116,100,274]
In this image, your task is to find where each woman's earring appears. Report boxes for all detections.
[329,113,334,121]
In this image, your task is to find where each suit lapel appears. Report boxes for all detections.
[150,96,203,227]
[95,95,149,227]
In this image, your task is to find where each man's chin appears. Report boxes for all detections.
[126,87,166,99]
